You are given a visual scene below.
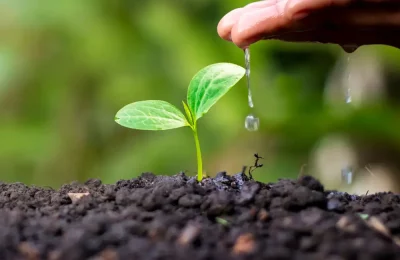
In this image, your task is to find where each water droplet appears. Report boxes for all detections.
[244,48,254,108]
[342,45,358,53]
[245,114,259,131]
[345,91,352,103]
[341,53,354,184]
[341,167,353,185]
[243,48,259,132]
[345,54,352,104]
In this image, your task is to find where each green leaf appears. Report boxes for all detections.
[182,101,193,126]
[115,100,189,130]
[187,63,245,121]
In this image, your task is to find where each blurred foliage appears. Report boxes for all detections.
[1,0,400,188]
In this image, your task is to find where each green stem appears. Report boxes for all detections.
[193,124,203,182]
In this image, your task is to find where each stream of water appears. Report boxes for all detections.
[244,47,260,132]
[342,53,354,184]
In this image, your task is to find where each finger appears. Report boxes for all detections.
[218,8,245,41]
[230,1,293,48]
[231,4,400,48]
[217,1,279,41]
[227,0,336,48]
[219,0,400,48]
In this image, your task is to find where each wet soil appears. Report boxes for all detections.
[1,172,400,260]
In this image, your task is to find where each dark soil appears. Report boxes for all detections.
[1,172,400,260]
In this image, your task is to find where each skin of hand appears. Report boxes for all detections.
[217,0,400,52]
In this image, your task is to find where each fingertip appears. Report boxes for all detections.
[217,20,231,41]
[231,21,264,49]
[217,8,244,41]
[231,7,282,49]
[230,20,246,48]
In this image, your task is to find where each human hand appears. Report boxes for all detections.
[217,0,400,52]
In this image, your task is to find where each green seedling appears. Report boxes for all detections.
[115,63,245,181]
[358,213,369,220]
[215,217,230,226]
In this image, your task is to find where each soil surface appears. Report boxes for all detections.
[1,172,400,260]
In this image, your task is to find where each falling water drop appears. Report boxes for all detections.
[341,53,354,184]
[243,47,259,131]
[345,55,352,104]
[341,166,353,185]
[245,114,259,131]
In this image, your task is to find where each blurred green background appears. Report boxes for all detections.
[1,0,400,192]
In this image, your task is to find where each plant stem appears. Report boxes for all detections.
[193,124,203,182]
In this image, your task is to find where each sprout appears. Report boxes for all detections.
[115,63,245,181]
